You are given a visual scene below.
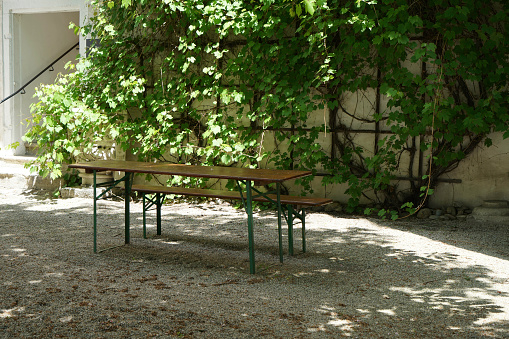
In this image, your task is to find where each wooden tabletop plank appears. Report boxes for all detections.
[69,160,311,182]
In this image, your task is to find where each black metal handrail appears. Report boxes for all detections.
[1,42,79,104]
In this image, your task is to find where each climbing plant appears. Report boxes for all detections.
[23,0,509,216]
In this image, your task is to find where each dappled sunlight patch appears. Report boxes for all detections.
[311,224,397,249]
[390,280,509,328]
[327,318,355,331]
[182,227,216,236]
[469,289,509,326]
[391,285,481,306]
[305,215,347,230]
[153,239,182,246]
[44,272,64,278]
[215,231,235,237]
[306,324,327,333]
[291,267,347,278]
[11,248,26,253]
[252,213,277,221]
[53,211,68,216]
[377,308,397,316]
[292,271,314,277]
[385,252,409,259]
[23,205,57,212]
[321,237,347,244]
[308,305,359,334]
[474,312,509,326]
[59,315,73,323]
[8,247,28,257]
[0,306,25,318]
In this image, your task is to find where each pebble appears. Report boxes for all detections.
[416,208,432,219]
[324,202,342,213]
[440,214,456,221]
[446,206,457,216]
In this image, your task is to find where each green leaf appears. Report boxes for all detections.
[210,125,221,135]
[212,138,223,147]
[303,0,316,15]
[296,4,302,17]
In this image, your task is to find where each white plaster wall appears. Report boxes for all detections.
[16,12,79,140]
[429,133,509,208]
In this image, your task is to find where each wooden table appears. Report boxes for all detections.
[69,160,312,273]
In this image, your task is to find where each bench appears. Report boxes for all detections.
[132,184,332,256]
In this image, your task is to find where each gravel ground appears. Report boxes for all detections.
[1,186,509,338]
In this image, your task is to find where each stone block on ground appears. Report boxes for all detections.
[472,200,509,223]
[446,206,457,216]
[27,175,64,191]
[416,208,432,219]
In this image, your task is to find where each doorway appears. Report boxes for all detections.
[13,11,80,154]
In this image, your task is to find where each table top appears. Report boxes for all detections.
[69,160,311,183]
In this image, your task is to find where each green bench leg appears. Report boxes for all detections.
[140,193,164,237]
[93,170,97,253]
[142,194,147,239]
[124,172,131,245]
[287,205,294,256]
[284,205,306,255]
[245,180,256,274]
[277,183,283,263]
[92,171,132,252]
[156,193,162,236]
[302,209,306,253]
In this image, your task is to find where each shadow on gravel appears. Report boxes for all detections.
[1,196,508,338]
[116,206,509,338]
[291,214,509,338]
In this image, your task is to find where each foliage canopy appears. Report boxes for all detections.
[24,0,509,216]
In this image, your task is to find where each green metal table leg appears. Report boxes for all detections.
[302,209,306,253]
[93,170,97,253]
[124,172,131,244]
[142,193,147,239]
[156,193,162,236]
[288,205,294,256]
[276,183,283,263]
[245,180,255,274]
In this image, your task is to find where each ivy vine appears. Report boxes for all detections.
[23,0,508,217]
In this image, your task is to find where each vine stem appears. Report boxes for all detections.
[398,49,444,220]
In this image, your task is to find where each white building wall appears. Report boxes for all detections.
[15,12,80,143]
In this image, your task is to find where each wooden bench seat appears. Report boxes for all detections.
[132,184,332,256]
[132,185,332,207]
